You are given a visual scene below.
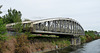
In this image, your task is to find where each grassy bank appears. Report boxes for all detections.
[0,34,71,53]
[0,30,100,53]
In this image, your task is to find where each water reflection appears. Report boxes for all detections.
[46,39,100,53]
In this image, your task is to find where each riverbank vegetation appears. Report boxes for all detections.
[0,30,100,53]
[80,31,100,43]
[0,34,71,53]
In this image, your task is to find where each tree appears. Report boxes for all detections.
[0,5,2,14]
[13,22,23,33]
[0,19,6,35]
[24,23,31,35]
[2,8,22,24]
[23,19,31,21]
[0,5,2,19]
[0,5,6,35]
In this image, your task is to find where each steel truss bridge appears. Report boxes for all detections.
[6,18,85,45]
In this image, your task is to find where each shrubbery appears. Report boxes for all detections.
[0,35,71,53]
[0,19,8,41]
[0,19,6,35]
[80,30,100,43]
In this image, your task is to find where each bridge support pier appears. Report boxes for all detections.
[71,36,81,45]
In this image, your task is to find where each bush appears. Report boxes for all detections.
[80,36,86,43]
[81,30,100,43]
[0,35,8,41]
[15,35,29,53]
[13,22,23,33]
[0,19,6,35]
[0,41,4,53]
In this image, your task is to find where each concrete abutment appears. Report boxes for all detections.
[57,35,81,45]
[71,36,81,45]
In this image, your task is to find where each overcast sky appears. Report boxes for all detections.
[0,0,100,31]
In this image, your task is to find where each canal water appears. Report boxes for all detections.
[46,39,100,53]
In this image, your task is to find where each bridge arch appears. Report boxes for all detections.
[6,18,85,36]
[31,18,85,36]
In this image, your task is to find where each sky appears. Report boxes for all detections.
[0,0,100,31]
